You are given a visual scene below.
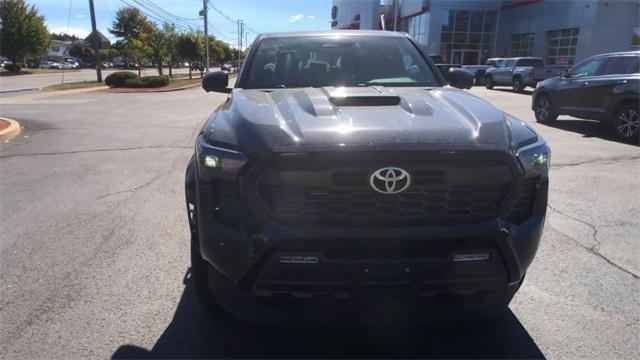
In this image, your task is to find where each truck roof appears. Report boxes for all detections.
[258,30,408,39]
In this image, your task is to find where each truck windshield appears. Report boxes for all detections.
[244,36,440,88]
[517,59,545,67]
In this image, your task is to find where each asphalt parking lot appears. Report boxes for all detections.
[0,85,638,359]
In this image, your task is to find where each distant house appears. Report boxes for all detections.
[83,31,111,49]
[47,40,72,60]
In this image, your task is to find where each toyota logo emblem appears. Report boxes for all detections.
[369,167,411,194]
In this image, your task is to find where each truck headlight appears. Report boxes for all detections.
[196,135,248,181]
[517,139,550,176]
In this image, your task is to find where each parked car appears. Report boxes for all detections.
[428,53,461,80]
[187,31,549,323]
[485,57,555,91]
[532,51,640,142]
[190,63,204,72]
[1,60,14,68]
[462,58,504,86]
[221,62,235,72]
[63,61,79,69]
[101,62,114,69]
[39,61,62,69]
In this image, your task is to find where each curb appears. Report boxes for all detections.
[39,85,110,93]
[0,88,39,94]
[0,117,21,141]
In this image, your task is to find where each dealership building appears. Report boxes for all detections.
[331,0,640,68]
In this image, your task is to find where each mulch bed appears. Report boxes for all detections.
[0,119,10,131]
[100,83,200,93]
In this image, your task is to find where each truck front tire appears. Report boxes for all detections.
[485,75,494,89]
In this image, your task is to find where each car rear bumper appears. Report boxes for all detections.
[196,212,545,322]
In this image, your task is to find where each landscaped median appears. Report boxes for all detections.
[0,117,21,141]
[40,71,235,93]
[101,71,202,93]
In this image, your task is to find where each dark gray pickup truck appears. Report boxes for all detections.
[186,31,549,323]
[485,57,555,91]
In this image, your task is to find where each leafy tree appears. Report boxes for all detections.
[147,24,167,75]
[207,37,227,64]
[99,48,119,63]
[51,33,79,42]
[69,42,94,62]
[0,0,50,64]
[163,23,178,77]
[176,32,203,79]
[109,6,152,75]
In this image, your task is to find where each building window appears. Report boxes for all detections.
[51,46,60,52]
[439,10,497,65]
[405,12,427,44]
[546,28,579,66]
[511,33,534,57]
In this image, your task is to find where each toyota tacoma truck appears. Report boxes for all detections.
[185,31,549,323]
[485,57,555,92]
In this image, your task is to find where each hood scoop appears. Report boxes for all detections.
[329,96,401,107]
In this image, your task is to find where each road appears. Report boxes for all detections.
[0,85,638,359]
[0,68,194,93]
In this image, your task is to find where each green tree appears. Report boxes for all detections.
[99,48,119,63]
[147,24,167,75]
[0,0,50,65]
[69,42,94,62]
[50,32,79,42]
[176,32,203,79]
[162,23,178,77]
[206,37,227,65]
[109,6,152,75]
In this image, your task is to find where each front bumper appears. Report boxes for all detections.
[195,212,545,322]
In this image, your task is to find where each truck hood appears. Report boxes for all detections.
[204,86,515,154]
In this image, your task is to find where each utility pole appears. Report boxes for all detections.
[240,20,244,54]
[88,0,102,82]
[236,19,240,70]
[203,0,209,73]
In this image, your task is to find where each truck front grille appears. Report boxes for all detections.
[261,183,510,223]
[255,152,516,225]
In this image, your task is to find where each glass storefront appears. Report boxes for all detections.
[405,12,428,44]
[511,33,535,57]
[440,9,497,65]
[546,28,579,65]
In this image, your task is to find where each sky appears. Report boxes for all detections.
[30,0,333,48]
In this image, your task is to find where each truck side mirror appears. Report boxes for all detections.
[202,71,231,93]
[448,68,474,90]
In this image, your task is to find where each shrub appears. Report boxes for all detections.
[4,64,21,72]
[140,75,169,88]
[105,71,138,87]
[123,77,144,88]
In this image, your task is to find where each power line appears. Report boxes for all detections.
[130,0,191,28]
[207,3,235,25]
[207,22,234,40]
[138,0,201,22]
[206,2,259,33]
[119,0,191,31]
